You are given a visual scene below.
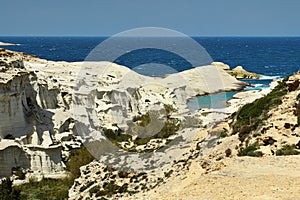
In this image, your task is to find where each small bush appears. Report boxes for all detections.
[253,132,262,137]
[12,167,26,180]
[66,146,94,179]
[238,125,251,142]
[164,104,177,117]
[0,177,21,200]
[225,148,232,157]
[157,119,180,139]
[134,137,151,146]
[103,128,132,144]
[276,144,300,156]
[4,134,15,140]
[134,118,180,147]
[219,131,228,138]
[238,143,262,157]
[16,178,73,200]
[89,185,100,196]
[136,112,151,127]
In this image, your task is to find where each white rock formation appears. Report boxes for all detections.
[211,61,230,70]
[0,41,17,46]
[0,48,247,178]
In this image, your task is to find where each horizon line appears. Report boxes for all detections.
[1,35,300,38]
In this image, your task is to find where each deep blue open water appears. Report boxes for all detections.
[1,37,299,78]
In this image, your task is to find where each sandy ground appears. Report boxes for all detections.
[130,155,300,200]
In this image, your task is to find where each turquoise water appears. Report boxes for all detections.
[188,91,238,110]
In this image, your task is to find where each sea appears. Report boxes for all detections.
[1,36,299,108]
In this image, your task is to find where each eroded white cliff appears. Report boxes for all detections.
[0,48,246,178]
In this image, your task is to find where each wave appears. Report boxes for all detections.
[259,75,281,80]
[245,83,268,90]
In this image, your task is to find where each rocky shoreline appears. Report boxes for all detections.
[212,61,261,79]
[0,48,299,199]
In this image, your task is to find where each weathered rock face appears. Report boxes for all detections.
[0,140,64,177]
[0,72,36,139]
[0,141,29,177]
[0,49,73,177]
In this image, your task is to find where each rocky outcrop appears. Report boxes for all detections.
[0,140,29,177]
[0,49,78,177]
[0,42,17,46]
[212,62,260,79]
[228,66,260,79]
[0,140,64,177]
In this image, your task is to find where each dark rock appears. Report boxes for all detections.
[263,136,277,146]
[287,79,299,91]
[284,123,291,129]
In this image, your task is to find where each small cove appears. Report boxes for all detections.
[188,91,238,110]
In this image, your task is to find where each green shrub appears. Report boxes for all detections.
[136,112,151,127]
[219,131,228,138]
[16,178,73,200]
[66,146,94,179]
[253,132,262,137]
[16,146,95,199]
[104,106,180,151]
[4,134,15,140]
[157,119,179,139]
[134,118,180,147]
[12,167,26,180]
[134,137,151,146]
[164,104,177,117]
[0,177,21,200]
[238,143,262,157]
[89,185,100,196]
[276,144,300,156]
[103,128,132,144]
[238,125,251,142]
[232,80,288,138]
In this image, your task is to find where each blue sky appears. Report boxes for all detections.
[2,0,300,36]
